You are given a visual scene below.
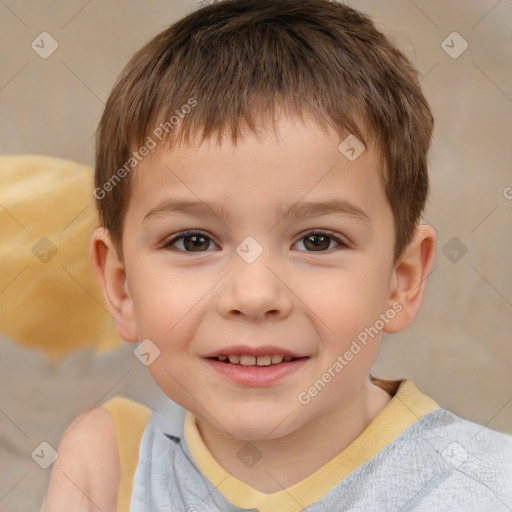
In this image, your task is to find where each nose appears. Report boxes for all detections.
[217,247,293,321]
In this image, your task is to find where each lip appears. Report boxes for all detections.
[204,356,308,386]
[203,344,307,358]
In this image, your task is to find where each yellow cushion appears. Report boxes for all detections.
[102,396,152,511]
[0,155,122,364]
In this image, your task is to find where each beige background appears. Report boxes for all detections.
[1,0,511,510]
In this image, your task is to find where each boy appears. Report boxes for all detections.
[44,0,512,510]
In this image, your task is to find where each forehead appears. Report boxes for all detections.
[128,115,388,226]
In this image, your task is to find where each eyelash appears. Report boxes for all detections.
[162,230,348,254]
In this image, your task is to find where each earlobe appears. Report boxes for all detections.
[383,224,436,334]
[89,227,138,342]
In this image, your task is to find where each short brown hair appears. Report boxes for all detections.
[95,0,433,263]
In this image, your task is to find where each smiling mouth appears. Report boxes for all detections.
[208,354,306,366]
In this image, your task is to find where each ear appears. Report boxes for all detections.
[383,224,436,333]
[89,227,138,342]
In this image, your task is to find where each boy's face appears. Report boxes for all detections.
[108,115,406,439]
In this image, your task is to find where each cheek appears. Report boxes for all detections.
[128,262,195,339]
[310,265,387,322]
[129,263,219,362]
[310,267,390,366]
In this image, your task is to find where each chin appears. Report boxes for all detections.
[229,423,285,441]
[222,409,300,441]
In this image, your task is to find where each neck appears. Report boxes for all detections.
[195,379,392,493]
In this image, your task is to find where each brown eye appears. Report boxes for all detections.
[165,231,215,252]
[303,234,331,251]
[182,234,210,251]
[295,231,346,252]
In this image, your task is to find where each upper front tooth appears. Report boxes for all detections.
[224,354,287,365]
[239,355,256,366]
[256,355,272,366]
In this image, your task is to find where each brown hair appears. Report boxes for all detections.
[95,0,433,263]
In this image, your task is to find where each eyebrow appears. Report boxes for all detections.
[143,197,370,225]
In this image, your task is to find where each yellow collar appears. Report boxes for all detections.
[183,378,439,512]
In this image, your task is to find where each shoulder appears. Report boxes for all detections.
[417,408,512,500]
[43,404,120,512]
[420,408,512,457]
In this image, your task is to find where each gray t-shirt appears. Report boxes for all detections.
[130,403,512,511]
